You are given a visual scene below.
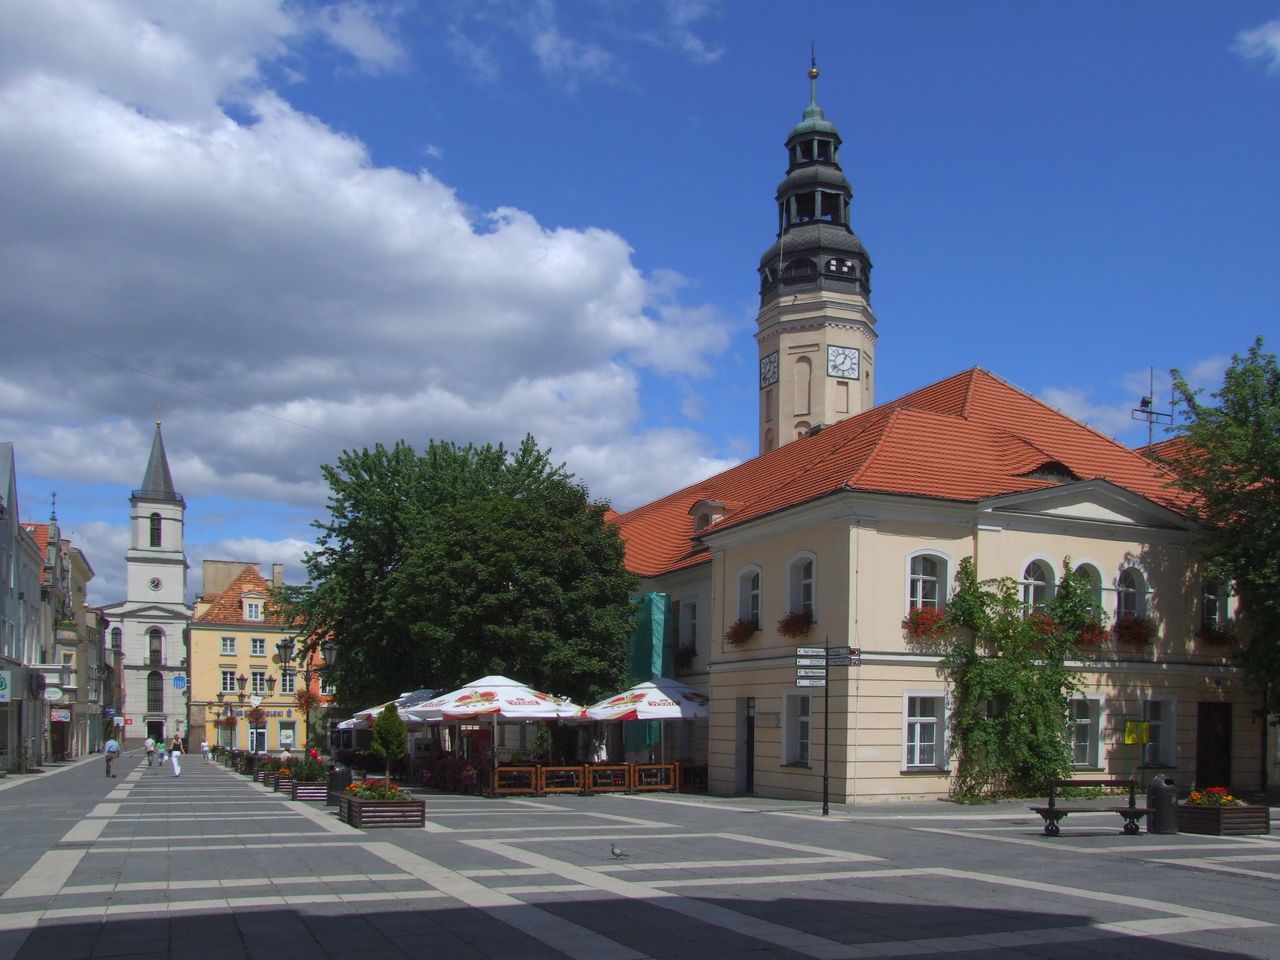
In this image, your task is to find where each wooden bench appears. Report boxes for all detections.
[1029,778,1150,836]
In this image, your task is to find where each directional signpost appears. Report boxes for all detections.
[795,644,862,815]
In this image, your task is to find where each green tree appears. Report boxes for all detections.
[1168,337,1280,722]
[942,558,1087,798]
[279,436,638,706]
[370,704,408,772]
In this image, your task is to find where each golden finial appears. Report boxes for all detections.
[809,43,819,80]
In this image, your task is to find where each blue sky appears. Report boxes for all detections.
[1,1,1277,604]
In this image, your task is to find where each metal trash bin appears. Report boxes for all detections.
[327,763,352,806]
[1147,774,1178,834]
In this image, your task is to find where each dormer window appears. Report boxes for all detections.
[244,599,263,621]
[689,499,729,533]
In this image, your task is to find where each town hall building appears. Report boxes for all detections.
[612,62,1265,803]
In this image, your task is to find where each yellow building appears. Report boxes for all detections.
[189,561,308,752]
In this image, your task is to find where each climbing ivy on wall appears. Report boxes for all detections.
[940,557,1104,799]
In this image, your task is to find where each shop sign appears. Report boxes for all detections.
[0,670,9,703]
[50,709,71,723]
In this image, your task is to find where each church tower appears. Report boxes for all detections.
[757,58,877,453]
[102,422,192,746]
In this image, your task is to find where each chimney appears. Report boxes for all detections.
[272,563,284,588]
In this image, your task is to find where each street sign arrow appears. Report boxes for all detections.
[795,668,827,678]
[796,678,827,687]
[795,646,826,656]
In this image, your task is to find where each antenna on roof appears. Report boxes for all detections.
[1131,366,1172,448]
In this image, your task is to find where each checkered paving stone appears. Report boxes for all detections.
[0,757,1275,959]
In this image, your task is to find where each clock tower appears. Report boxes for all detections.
[101,421,192,746]
[757,58,877,453]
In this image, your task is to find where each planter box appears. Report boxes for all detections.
[264,773,278,789]
[254,769,267,783]
[292,780,327,801]
[275,776,294,794]
[1177,804,1271,835]
[338,795,425,829]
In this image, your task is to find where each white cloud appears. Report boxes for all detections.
[1039,386,1137,440]
[1234,18,1280,73]
[310,2,407,73]
[0,1,733,596]
[652,0,724,64]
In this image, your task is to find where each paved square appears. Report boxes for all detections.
[0,756,1274,958]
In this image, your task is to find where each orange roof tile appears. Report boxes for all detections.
[193,564,290,627]
[614,368,1190,577]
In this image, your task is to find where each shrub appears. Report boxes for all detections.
[1186,786,1242,807]
[291,755,327,781]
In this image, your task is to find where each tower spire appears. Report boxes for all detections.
[134,420,184,505]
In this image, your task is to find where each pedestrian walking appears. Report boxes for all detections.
[171,735,183,777]
[200,739,209,761]
[157,738,168,766]
[144,736,156,766]
[103,735,120,778]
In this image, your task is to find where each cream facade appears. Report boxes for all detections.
[642,482,1257,803]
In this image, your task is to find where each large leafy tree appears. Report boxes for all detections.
[1168,338,1280,720]
[280,436,638,707]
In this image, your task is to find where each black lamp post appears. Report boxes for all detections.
[237,673,248,703]
[266,674,277,695]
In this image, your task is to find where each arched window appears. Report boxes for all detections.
[149,512,162,547]
[908,554,946,610]
[1073,562,1104,609]
[1020,560,1053,614]
[110,627,122,651]
[1201,580,1225,627]
[148,627,163,665]
[788,555,816,620]
[738,568,762,627]
[146,670,163,713]
[795,357,811,416]
[1117,568,1145,619]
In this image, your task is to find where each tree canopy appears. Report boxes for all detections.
[1168,338,1280,714]
[279,436,638,707]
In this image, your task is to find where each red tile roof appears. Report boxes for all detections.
[193,564,289,626]
[614,368,1189,577]
[24,523,50,555]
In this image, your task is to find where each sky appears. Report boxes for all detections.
[2,1,1278,606]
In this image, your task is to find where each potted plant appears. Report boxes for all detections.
[274,763,294,794]
[290,750,328,800]
[777,610,813,639]
[723,618,757,647]
[1114,614,1157,646]
[1178,786,1270,835]
[904,606,947,640]
[673,645,696,671]
[1196,621,1235,647]
[338,778,426,828]
[1076,621,1110,648]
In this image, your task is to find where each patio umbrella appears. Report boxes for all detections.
[406,676,580,722]
[584,679,709,721]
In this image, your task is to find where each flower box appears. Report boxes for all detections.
[1177,804,1270,835]
[274,776,294,795]
[254,769,267,783]
[723,618,757,646]
[291,780,327,801]
[263,773,278,789]
[337,795,426,828]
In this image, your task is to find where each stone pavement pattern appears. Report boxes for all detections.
[0,754,1276,958]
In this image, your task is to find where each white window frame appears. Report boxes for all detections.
[737,566,762,628]
[902,690,948,771]
[280,670,296,695]
[220,670,237,693]
[250,637,266,657]
[320,678,336,696]
[678,598,698,650]
[1116,567,1148,619]
[1142,698,1176,766]
[251,670,267,696]
[905,550,950,615]
[787,552,817,621]
[220,636,236,655]
[1072,560,1104,609]
[783,692,811,765]
[1067,695,1103,768]
[245,600,263,622]
[1201,579,1226,628]
[1019,556,1055,614]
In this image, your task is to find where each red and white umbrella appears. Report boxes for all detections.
[406,676,581,722]
[585,679,710,721]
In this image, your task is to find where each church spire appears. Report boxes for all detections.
[134,421,184,505]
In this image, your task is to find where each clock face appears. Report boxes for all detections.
[827,345,860,379]
[760,351,779,389]
[148,577,163,591]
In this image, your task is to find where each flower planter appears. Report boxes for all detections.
[292,780,327,801]
[338,795,426,828]
[254,769,267,783]
[1177,804,1270,835]
[275,776,294,795]
[263,773,278,789]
